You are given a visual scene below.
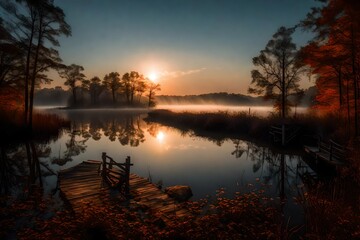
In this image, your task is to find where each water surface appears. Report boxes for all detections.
[1,107,316,228]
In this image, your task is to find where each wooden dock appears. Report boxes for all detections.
[59,160,190,219]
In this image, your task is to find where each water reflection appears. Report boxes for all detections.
[2,109,318,228]
[0,142,57,196]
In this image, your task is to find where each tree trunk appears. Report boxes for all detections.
[29,17,43,130]
[148,91,152,107]
[337,67,343,108]
[73,87,77,105]
[281,52,286,120]
[347,78,351,137]
[112,88,116,103]
[351,24,359,137]
[24,15,36,127]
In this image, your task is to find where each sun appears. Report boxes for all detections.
[156,131,165,143]
[148,72,158,83]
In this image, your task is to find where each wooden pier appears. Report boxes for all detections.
[59,155,190,220]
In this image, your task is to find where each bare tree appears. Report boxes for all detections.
[146,80,161,107]
[248,27,304,119]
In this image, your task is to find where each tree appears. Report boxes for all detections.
[301,0,360,137]
[120,71,145,105]
[0,17,21,87]
[146,79,161,107]
[103,72,121,104]
[121,72,131,104]
[0,0,71,128]
[248,26,304,119]
[80,79,90,105]
[89,76,103,105]
[135,75,146,104]
[59,64,85,106]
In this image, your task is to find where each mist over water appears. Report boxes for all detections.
[155,104,308,116]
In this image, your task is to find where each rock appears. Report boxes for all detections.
[164,185,193,202]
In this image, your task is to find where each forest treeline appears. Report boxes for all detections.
[59,67,161,108]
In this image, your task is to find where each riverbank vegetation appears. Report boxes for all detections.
[146,109,350,145]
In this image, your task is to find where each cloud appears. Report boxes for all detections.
[159,67,206,79]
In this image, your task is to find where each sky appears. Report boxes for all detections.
[51,0,319,95]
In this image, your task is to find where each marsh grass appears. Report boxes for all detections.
[145,109,348,147]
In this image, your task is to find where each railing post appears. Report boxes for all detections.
[102,152,107,178]
[330,141,333,161]
[125,156,131,196]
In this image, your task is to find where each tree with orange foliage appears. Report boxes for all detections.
[301,0,360,137]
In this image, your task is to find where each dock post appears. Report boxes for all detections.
[125,156,131,196]
[102,152,107,178]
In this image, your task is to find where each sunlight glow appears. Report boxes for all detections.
[148,72,158,83]
[156,131,165,143]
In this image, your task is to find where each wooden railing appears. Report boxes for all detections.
[317,140,346,164]
[101,152,133,196]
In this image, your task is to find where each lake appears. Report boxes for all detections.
[1,106,317,228]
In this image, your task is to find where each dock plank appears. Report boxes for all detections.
[59,161,191,221]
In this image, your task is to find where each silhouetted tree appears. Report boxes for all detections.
[147,80,161,107]
[248,27,304,119]
[1,0,71,128]
[135,75,146,104]
[0,17,21,87]
[79,78,90,105]
[120,71,145,105]
[59,64,85,106]
[89,76,103,105]
[121,72,131,104]
[103,72,121,104]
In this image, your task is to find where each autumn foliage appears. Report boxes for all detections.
[300,0,360,137]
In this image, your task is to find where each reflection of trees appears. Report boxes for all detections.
[58,112,147,151]
[243,143,312,235]
[62,123,88,164]
[1,142,55,196]
[242,142,310,199]
[231,139,246,158]
[0,145,26,194]
[118,116,145,147]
